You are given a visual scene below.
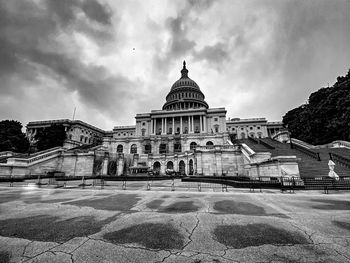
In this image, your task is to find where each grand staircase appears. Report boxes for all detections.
[237,137,350,179]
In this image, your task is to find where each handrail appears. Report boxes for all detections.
[292,141,321,161]
[7,148,63,164]
[329,152,350,169]
[248,137,259,144]
[258,139,275,149]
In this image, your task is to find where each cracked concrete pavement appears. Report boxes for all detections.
[0,183,349,263]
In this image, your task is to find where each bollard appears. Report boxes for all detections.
[122,180,126,190]
[198,182,201,192]
[81,177,86,189]
[147,180,151,191]
[101,179,104,190]
[171,179,175,191]
[37,175,41,188]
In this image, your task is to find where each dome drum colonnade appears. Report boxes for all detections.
[150,61,210,136]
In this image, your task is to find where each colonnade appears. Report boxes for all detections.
[151,115,207,135]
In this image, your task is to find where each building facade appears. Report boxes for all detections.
[101,62,285,176]
[19,62,289,178]
[26,119,105,149]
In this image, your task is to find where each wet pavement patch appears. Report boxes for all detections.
[310,199,350,210]
[213,223,308,249]
[146,199,164,210]
[213,200,266,215]
[0,251,10,263]
[24,198,73,204]
[0,215,116,242]
[333,220,350,231]
[160,201,200,213]
[64,194,141,211]
[103,223,184,249]
[0,192,23,204]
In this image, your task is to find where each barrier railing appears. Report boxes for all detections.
[329,152,350,169]
[292,143,321,161]
[258,139,275,149]
[4,175,350,194]
[303,177,350,193]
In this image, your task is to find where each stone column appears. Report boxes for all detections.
[188,116,190,133]
[164,117,167,134]
[180,116,183,134]
[191,116,194,133]
[117,154,124,176]
[199,115,203,133]
[102,153,109,175]
[153,119,156,135]
[161,118,164,134]
[203,116,207,133]
[172,117,175,134]
[151,119,154,134]
[132,154,139,167]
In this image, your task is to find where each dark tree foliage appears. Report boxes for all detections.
[283,69,350,145]
[0,120,29,153]
[35,125,67,151]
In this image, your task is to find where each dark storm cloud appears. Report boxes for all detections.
[153,0,216,72]
[193,42,230,65]
[0,0,136,121]
[229,0,350,119]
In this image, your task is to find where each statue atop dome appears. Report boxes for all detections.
[181,60,188,78]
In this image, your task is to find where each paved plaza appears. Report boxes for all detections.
[0,181,349,263]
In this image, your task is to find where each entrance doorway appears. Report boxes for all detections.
[179,160,186,175]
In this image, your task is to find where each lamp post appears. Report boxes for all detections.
[286,125,293,149]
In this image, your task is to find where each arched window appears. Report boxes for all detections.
[167,161,174,170]
[206,141,214,146]
[214,125,219,133]
[174,142,181,153]
[189,159,194,175]
[130,144,137,154]
[117,144,123,153]
[159,143,167,154]
[144,144,152,154]
[179,160,186,175]
[190,142,197,150]
[153,162,161,175]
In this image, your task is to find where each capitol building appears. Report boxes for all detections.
[23,62,290,178]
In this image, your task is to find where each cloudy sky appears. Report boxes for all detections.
[1,0,350,131]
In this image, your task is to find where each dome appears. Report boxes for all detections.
[163,61,209,111]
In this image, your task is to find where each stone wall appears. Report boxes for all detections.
[60,152,95,177]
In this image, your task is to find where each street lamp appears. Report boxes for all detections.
[286,124,293,149]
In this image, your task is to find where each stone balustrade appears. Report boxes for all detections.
[7,148,63,165]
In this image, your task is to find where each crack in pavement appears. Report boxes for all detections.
[287,221,315,245]
[181,213,200,250]
[21,242,64,263]
[21,240,34,258]
[330,246,350,262]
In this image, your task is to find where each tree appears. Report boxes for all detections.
[35,124,67,151]
[283,68,350,145]
[0,120,29,153]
